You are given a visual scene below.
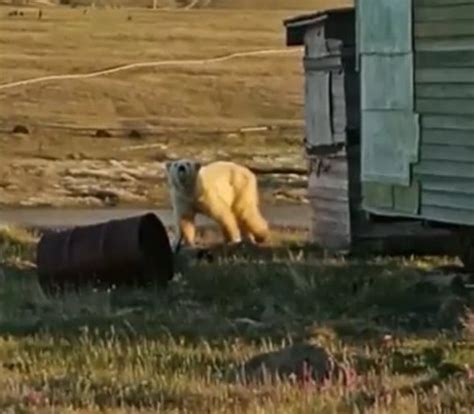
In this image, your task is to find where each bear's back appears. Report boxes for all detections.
[195,161,254,205]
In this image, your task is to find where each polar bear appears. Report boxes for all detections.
[165,159,270,247]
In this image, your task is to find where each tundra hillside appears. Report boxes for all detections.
[0,0,348,208]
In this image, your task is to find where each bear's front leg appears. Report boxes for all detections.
[179,214,196,247]
[171,193,196,248]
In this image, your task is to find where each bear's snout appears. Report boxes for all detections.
[178,165,186,174]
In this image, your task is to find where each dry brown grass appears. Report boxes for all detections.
[210,0,348,10]
[0,3,346,207]
[0,8,302,123]
[0,1,351,208]
[2,0,347,9]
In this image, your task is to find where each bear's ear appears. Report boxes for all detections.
[165,161,172,172]
[194,161,202,172]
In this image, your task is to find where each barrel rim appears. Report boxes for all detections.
[138,212,174,283]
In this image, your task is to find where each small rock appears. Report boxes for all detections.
[437,295,468,328]
[237,343,339,385]
[450,275,467,296]
[466,364,474,380]
[437,361,467,379]
[66,152,86,160]
[128,129,142,139]
[411,280,440,295]
[94,129,112,138]
[233,318,265,329]
[461,310,474,339]
[11,125,29,135]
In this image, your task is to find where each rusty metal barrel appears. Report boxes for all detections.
[36,213,174,292]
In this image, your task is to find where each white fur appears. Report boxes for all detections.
[165,159,270,246]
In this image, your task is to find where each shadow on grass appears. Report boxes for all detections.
[0,252,470,342]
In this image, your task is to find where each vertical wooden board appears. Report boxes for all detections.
[330,70,347,141]
[358,0,412,53]
[344,72,361,131]
[303,25,328,58]
[361,111,419,186]
[355,0,361,71]
[361,54,414,110]
[308,156,352,250]
[358,0,419,202]
[305,71,333,146]
[409,113,421,164]
[362,181,421,216]
[362,182,394,209]
[393,181,420,214]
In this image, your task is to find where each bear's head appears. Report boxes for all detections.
[165,159,202,193]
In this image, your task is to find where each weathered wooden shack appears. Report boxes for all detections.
[284,2,474,265]
[284,7,361,251]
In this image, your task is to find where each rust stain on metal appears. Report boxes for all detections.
[36,213,174,292]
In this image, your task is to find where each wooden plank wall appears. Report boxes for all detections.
[303,10,361,249]
[303,11,357,148]
[307,153,352,250]
[413,0,474,225]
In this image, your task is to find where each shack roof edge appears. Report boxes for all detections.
[283,6,354,46]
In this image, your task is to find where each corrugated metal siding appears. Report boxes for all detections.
[414,0,474,225]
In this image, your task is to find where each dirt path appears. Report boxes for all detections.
[0,205,311,230]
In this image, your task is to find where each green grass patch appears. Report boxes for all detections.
[0,228,472,412]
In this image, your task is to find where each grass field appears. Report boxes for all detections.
[0,226,473,413]
[0,0,348,208]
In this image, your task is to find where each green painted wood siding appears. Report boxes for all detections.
[413,0,474,225]
[358,0,421,215]
[358,0,420,189]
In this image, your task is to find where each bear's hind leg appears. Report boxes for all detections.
[237,219,256,243]
[205,204,242,244]
[233,176,270,244]
[236,207,270,244]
